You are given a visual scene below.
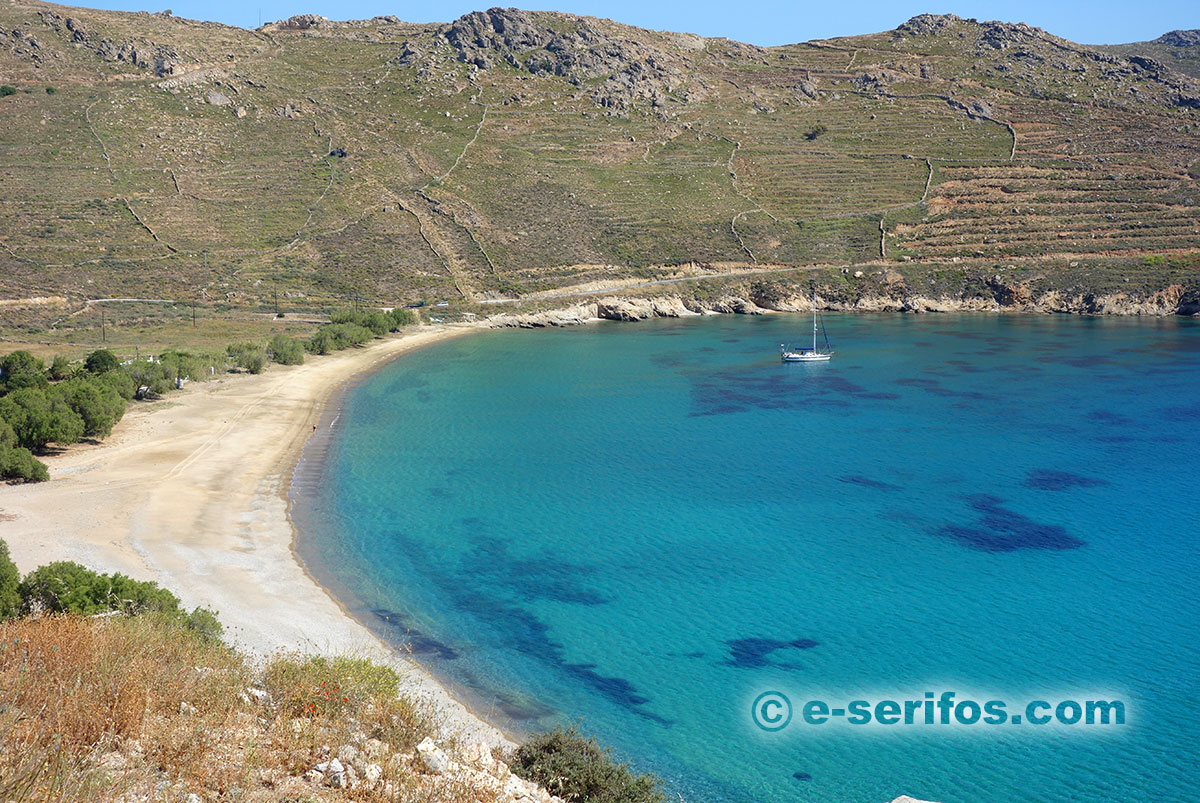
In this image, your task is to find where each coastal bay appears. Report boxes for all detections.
[294,312,1199,802]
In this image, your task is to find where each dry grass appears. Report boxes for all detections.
[0,615,510,803]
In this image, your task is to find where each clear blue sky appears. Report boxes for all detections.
[77,0,1195,46]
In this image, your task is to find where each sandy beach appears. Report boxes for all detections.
[0,324,510,747]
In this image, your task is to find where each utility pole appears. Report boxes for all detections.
[274,282,279,316]
[192,301,196,327]
[100,306,105,343]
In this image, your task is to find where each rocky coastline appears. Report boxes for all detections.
[483,273,1200,327]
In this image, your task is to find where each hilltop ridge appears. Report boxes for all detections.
[0,2,1197,332]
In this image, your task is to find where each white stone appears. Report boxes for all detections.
[417,736,451,774]
[504,775,537,800]
[363,737,390,763]
[314,758,347,788]
[241,687,270,704]
[360,762,382,789]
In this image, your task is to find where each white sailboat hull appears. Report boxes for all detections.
[780,294,834,362]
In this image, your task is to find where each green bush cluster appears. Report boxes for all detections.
[511,725,667,803]
[307,308,414,355]
[307,322,374,355]
[0,85,16,97]
[0,309,416,482]
[267,334,306,365]
[127,349,223,394]
[227,342,267,374]
[0,351,130,481]
[0,537,221,639]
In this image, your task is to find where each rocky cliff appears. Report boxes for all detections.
[485,275,1199,327]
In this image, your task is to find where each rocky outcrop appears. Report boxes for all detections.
[270,14,329,31]
[485,278,1197,329]
[487,303,599,328]
[892,12,1200,112]
[441,8,697,110]
[596,295,709,320]
[750,275,1199,317]
[36,8,185,75]
[299,735,563,802]
[1154,30,1200,48]
[894,14,964,38]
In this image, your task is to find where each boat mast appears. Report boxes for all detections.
[812,290,818,352]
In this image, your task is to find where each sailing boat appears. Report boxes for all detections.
[780,291,833,362]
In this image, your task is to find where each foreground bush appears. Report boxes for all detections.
[6,557,220,647]
[18,561,183,617]
[511,725,667,803]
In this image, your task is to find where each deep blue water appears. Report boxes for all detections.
[293,313,1199,803]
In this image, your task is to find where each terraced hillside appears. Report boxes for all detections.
[0,3,1197,321]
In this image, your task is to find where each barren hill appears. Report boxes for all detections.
[1,2,1198,316]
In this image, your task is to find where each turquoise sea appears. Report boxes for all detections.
[292,313,1199,802]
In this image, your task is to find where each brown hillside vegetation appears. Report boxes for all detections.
[0,613,562,802]
[0,3,1198,323]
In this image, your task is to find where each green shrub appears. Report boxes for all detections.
[0,419,48,481]
[84,349,120,374]
[0,444,49,482]
[97,369,137,401]
[331,308,412,334]
[48,354,74,381]
[0,350,47,392]
[388,308,416,328]
[267,334,305,365]
[126,358,173,395]
[0,85,16,97]
[159,350,220,384]
[227,342,267,374]
[126,351,221,394]
[0,387,85,450]
[804,123,828,141]
[260,653,426,747]
[511,725,667,803]
[18,561,183,617]
[183,606,224,641]
[55,376,125,438]
[263,654,401,715]
[44,86,56,95]
[0,539,20,621]
[307,323,374,354]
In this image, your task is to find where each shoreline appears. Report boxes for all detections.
[1,323,514,748]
